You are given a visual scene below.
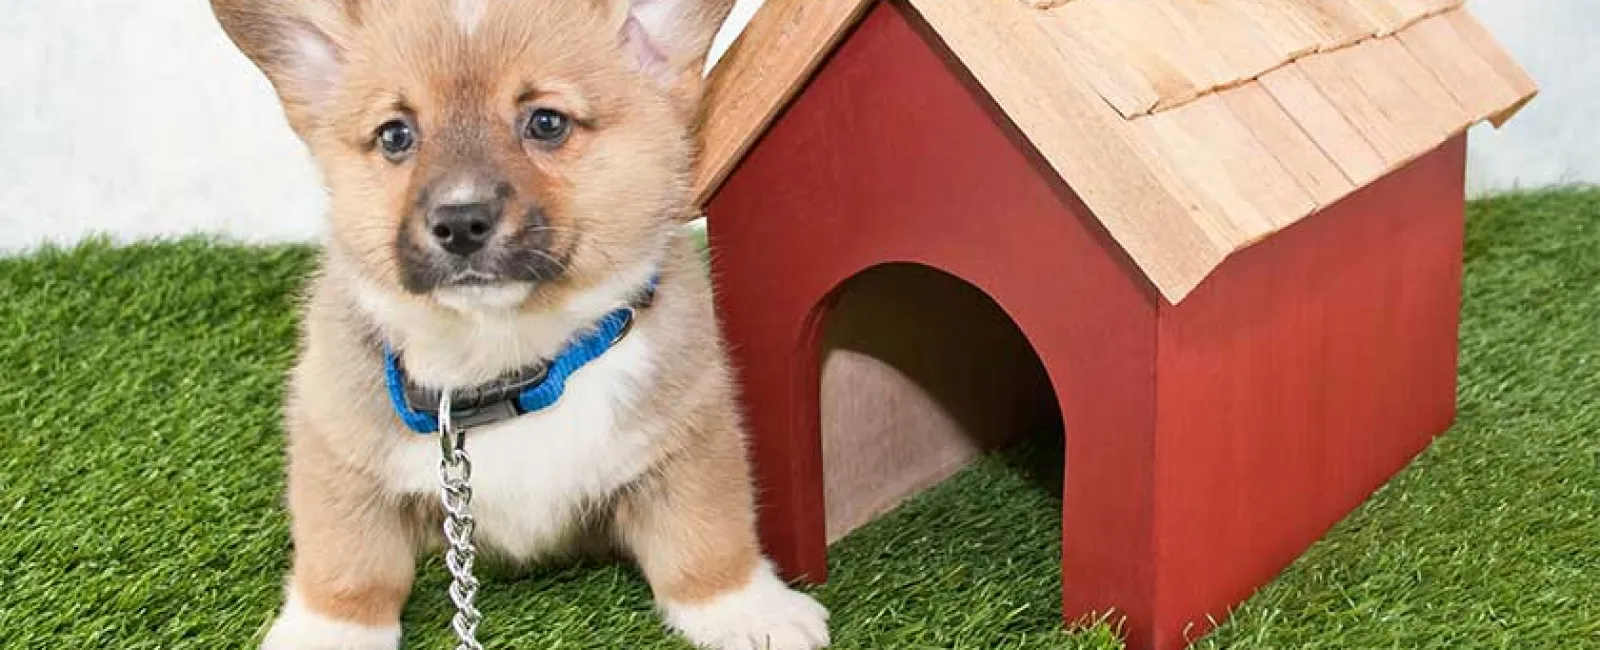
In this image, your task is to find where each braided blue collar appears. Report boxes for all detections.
[384,278,658,434]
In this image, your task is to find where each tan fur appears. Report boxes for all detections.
[208,1,825,646]
[614,378,764,604]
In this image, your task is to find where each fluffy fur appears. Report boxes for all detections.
[208,1,829,648]
[262,590,400,650]
[664,561,833,650]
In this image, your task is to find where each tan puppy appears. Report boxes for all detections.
[209,1,829,648]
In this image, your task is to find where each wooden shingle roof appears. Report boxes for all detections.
[695,0,1537,302]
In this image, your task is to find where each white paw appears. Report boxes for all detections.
[261,590,400,650]
[662,561,831,650]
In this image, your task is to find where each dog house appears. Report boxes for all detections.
[692,1,1536,648]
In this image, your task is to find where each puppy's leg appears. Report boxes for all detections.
[263,437,416,650]
[618,417,830,650]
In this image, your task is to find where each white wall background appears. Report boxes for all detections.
[1465,0,1599,194]
[0,0,1590,253]
[0,1,327,252]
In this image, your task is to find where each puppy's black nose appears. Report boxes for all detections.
[427,202,500,257]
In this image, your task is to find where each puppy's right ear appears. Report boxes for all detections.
[211,0,352,136]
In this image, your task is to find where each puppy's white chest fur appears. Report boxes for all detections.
[383,331,659,560]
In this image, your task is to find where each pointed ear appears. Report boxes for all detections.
[211,0,354,137]
[617,0,737,112]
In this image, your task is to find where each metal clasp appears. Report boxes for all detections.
[438,391,469,464]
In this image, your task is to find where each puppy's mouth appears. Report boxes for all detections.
[444,268,506,286]
[433,280,538,312]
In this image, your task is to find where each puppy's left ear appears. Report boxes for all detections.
[211,0,356,138]
[616,0,737,114]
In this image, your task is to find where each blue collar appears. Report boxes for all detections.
[384,278,658,434]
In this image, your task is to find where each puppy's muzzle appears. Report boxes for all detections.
[396,176,562,294]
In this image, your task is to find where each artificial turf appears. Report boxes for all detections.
[0,189,1596,649]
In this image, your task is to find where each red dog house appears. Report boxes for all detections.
[692,1,1536,648]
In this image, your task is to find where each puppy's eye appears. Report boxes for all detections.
[375,120,417,161]
[522,109,572,146]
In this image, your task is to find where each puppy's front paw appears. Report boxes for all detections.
[662,561,830,650]
[261,592,401,650]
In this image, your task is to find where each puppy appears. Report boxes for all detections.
[209,1,829,648]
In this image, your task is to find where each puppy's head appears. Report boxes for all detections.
[213,0,733,310]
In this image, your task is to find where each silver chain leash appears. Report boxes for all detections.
[437,392,484,650]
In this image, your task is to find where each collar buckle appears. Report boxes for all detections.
[448,399,522,430]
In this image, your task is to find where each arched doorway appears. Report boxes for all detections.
[817,262,1063,542]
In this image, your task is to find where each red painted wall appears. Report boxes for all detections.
[1152,137,1466,644]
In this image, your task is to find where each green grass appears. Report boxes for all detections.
[1,189,1596,649]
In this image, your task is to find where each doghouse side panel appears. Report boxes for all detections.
[1153,136,1467,645]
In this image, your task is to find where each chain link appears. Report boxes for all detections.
[437,392,484,650]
